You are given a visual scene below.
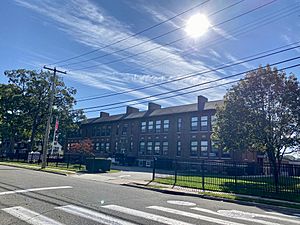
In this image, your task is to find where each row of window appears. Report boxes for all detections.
[139,141,169,156]
[140,115,213,133]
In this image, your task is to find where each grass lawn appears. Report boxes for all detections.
[155,174,300,202]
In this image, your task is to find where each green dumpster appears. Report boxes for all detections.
[85,158,111,173]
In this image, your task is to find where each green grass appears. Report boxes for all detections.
[155,174,300,202]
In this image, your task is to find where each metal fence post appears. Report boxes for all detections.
[201,160,205,191]
[67,153,70,168]
[234,162,237,190]
[47,154,49,166]
[152,157,156,181]
[174,159,177,186]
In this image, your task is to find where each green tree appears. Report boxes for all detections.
[213,65,300,190]
[1,69,85,153]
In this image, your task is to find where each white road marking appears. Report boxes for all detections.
[192,207,281,225]
[103,205,193,225]
[266,211,300,219]
[216,209,300,224]
[2,206,64,225]
[0,186,72,196]
[118,175,131,178]
[167,200,196,206]
[148,206,245,225]
[56,205,137,225]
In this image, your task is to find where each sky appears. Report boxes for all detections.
[0,0,300,118]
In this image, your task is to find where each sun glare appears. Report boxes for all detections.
[185,13,210,38]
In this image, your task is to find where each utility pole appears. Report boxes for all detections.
[41,66,66,169]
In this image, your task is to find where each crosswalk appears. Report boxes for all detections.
[1,203,300,225]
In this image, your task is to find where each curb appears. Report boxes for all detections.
[0,163,74,176]
[123,183,300,211]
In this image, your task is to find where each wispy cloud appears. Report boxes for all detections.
[14,0,227,113]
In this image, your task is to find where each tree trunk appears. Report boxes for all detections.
[267,149,279,193]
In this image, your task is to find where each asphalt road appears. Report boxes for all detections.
[0,165,299,225]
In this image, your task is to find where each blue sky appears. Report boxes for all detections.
[0,0,300,118]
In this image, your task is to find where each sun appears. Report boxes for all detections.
[185,13,210,38]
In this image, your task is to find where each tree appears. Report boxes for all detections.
[1,69,85,153]
[213,65,300,190]
[69,139,94,155]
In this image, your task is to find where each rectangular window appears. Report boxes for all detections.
[191,117,198,131]
[129,141,133,152]
[177,141,181,156]
[141,121,147,133]
[139,141,145,155]
[116,125,119,135]
[163,120,169,132]
[115,141,118,151]
[200,116,208,131]
[162,141,168,156]
[211,115,216,131]
[148,121,154,132]
[100,143,105,151]
[177,118,182,132]
[95,142,100,152]
[155,120,161,133]
[106,126,111,136]
[146,141,153,155]
[105,142,110,152]
[190,141,198,157]
[101,126,106,136]
[122,124,128,135]
[200,141,208,157]
[154,141,160,155]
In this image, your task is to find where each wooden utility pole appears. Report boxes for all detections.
[41,66,66,169]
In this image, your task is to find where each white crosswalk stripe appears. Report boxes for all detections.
[56,204,137,225]
[148,206,246,225]
[191,207,281,225]
[2,206,64,225]
[102,204,194,225]
[215,209,300,224]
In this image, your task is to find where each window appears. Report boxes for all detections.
[146,141,153,155]
[139,141,145,155]
[148,121,154,132]
[190,141,198,157]
[106,126,111,136]
[177,141,181,156]
[162,141,168,155]
[116,125,119,135]
[200,141,208,157]
[177,118,182,132]
[141,121,147,133]
[101,126,106,136]
[105,142,110,152]
[100,143,105,151]
[163,120,169,132]
[115,141,118,151]
[155,120,161,133]
[191,117,198,131]
[210,140,219,157]
[95,142,100,152]
[154,141,160,155]
[129,141,133,152]
[200,116,208,131]
[122,124,128,135]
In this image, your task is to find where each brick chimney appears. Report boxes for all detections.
[148,102,161,111]
[100,112,109,118]
[126,106,139,114]
[197,95,208,111]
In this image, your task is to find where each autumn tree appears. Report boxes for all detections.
[213,65,300,189]
[69,139,94,155]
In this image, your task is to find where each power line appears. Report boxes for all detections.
[83,63,300,113]
[69,0,277,72]
[60,0,244,68]
[48,0,211,67]
[76,4,299,101]
[76,55,300,111]
[75,42,300,102]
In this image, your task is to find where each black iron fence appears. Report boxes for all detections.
[153,159,300,202]
[0,152,89,171]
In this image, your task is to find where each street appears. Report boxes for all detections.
[0,165,299,225]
